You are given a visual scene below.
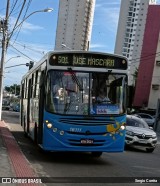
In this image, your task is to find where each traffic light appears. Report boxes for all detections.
[28,61,34,70]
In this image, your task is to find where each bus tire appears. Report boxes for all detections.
[91,152,102,157]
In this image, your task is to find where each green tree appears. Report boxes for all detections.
[4,84,20,95]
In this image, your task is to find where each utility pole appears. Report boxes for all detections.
[0,4,53,120]
[0,0,10,120]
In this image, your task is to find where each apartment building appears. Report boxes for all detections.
[114,0,157,85]
[54,0,96,51]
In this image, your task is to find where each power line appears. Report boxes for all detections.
[15,38,54,46]
[7,0,27,44]
[12,0,33,44]
[10,43,36,61]
[9,0,19,17]
[129,51,160,63]
[13,41,47,54]
[9,1,25,17]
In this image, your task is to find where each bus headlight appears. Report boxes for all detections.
[47,123,52,128]
[120,125,125,130]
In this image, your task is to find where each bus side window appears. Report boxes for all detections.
[46,73,55,112]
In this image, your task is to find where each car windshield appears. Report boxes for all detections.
[46,70,127,115]
[126,116,149,128]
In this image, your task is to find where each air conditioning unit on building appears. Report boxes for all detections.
[152,84,159,90]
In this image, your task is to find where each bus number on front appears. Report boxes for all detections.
[70,128,82,133]
[58,56,69,64]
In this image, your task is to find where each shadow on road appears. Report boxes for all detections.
[11,129,111,166]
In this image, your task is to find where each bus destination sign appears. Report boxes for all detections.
[49,53,127,70]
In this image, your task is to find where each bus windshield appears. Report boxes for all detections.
[46,70,127,115]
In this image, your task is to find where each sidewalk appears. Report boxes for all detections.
[0,120,43,185]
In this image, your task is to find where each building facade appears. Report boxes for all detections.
[114,0,157,85]
[54,0,96,51]
[133,5,160,109]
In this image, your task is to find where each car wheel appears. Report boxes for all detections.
[91,152,102,157]
[146,148,155,153]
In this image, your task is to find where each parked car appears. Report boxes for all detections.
[125,115,157,152]
[134,113,155,127]
[2,99,10,110]
[13,103,20,112]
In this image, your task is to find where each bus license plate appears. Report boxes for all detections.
[81,139,94,144]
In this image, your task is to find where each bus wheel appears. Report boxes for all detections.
[91,152,102,157]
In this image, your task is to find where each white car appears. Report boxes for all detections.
[134,113,155,127]
[125,115,157,152]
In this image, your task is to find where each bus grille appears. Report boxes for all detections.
[58,118,117,147]
[59,118,115,126]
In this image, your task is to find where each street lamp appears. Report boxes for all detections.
[5,56,20,64]
[8,8,53,41]
[0,3,53,120]
[61,43,72,50]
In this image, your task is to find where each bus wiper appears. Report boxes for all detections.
[68,67,83,91]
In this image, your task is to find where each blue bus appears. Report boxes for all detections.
[20,51,128,157]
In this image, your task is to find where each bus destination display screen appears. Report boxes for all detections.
[49,53,127,70]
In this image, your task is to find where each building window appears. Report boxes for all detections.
[126,28,131,32]
[125,38,129,42]
[123,48,127,52]
[124,43,128,47]
[152,84,159,90]
[156,61,160,66]
[127,22,131,27]
[128,12,132,16]
[130,1,134,6]
[129,7,133,11]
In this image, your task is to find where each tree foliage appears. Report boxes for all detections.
[4,84,20,95]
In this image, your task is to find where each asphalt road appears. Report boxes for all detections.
[2,111,160,186]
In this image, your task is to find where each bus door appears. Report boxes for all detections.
[27,78,32,134]
[20,83,24,127]
[37,70,45,144]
